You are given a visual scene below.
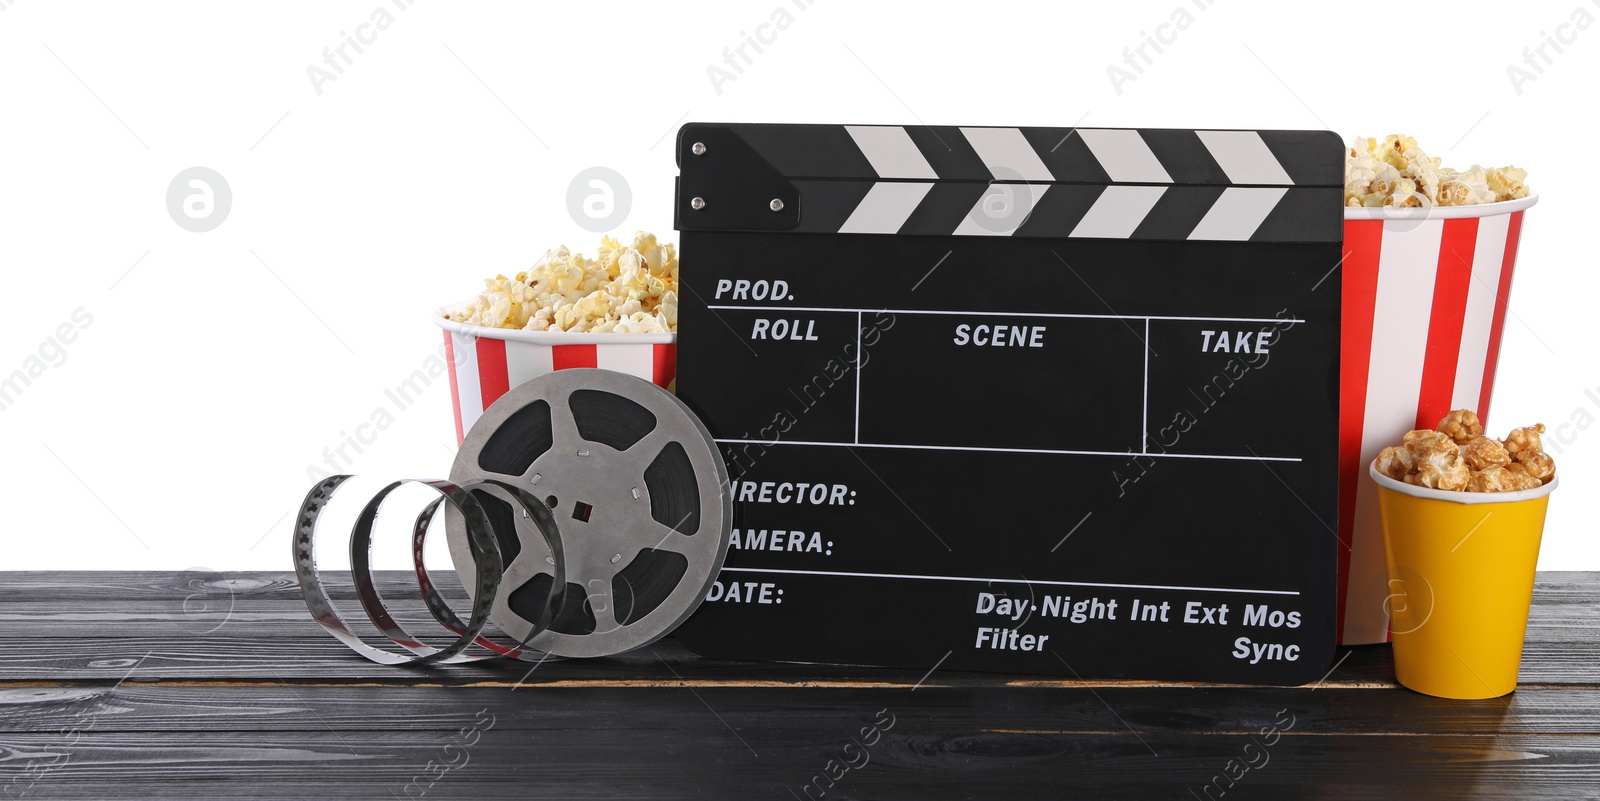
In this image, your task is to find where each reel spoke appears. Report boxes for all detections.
[545,392,590,460]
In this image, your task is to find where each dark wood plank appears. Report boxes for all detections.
[0,730,1595,800]
[1,572,1596,687]
[2,683,1598,736]
[0,572,1595,799]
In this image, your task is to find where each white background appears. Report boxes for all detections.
[0,0,1595,571]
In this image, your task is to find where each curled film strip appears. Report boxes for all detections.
[293,476,564,666]
[293,369,731,664]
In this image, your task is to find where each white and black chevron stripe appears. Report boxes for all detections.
[677,124,1343,243]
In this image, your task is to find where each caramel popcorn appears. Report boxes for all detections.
[1376,445,1413,481]
[1460,436,1511,472]
[1503,424,1546,459]
[1398,430,1470,491]
[1437,408,1483,445]
[1506,462,1540,483]
[1376,410,1555,493]
[1345,135,1531,208]
[1467,465,1542,493]
[444,232,679,334]
[1507,464,1545,490]
[1403,428,1457,454]
[1407,459,1471,491]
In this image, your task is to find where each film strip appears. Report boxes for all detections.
[293,475,565,666]
[293,369,731,665]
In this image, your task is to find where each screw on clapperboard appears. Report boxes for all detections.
[690,141,707,210]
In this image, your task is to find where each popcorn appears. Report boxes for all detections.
[1503,423,1546,460]
[1460,436,1511,472]
[1398,430,1470,491]
[1504,424,1557,482]
[1376,445,1414,481]
[444,232,679,335]
[1406,459,1471,491]
[1376,409,1554,493]
[1437,408,1483,445]
[1467,465,1541,493]
[1402,429,1459,459]
[1518,451,1557,482]
[1345,135,1530,208]
[1505,463,1543,488]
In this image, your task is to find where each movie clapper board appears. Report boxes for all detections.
[671,123,1343,684]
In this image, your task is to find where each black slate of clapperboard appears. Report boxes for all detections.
[670,123,1344,685]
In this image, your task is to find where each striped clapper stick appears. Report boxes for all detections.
[671,123,1344,685]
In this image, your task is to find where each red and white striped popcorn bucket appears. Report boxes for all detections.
[434,305,677,444]
[1336,195,1538,645]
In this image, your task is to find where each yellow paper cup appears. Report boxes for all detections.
[1369,461,1557,699]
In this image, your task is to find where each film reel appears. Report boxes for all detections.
[447,368,732,658]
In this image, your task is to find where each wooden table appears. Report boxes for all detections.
[0,571,1596,799]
